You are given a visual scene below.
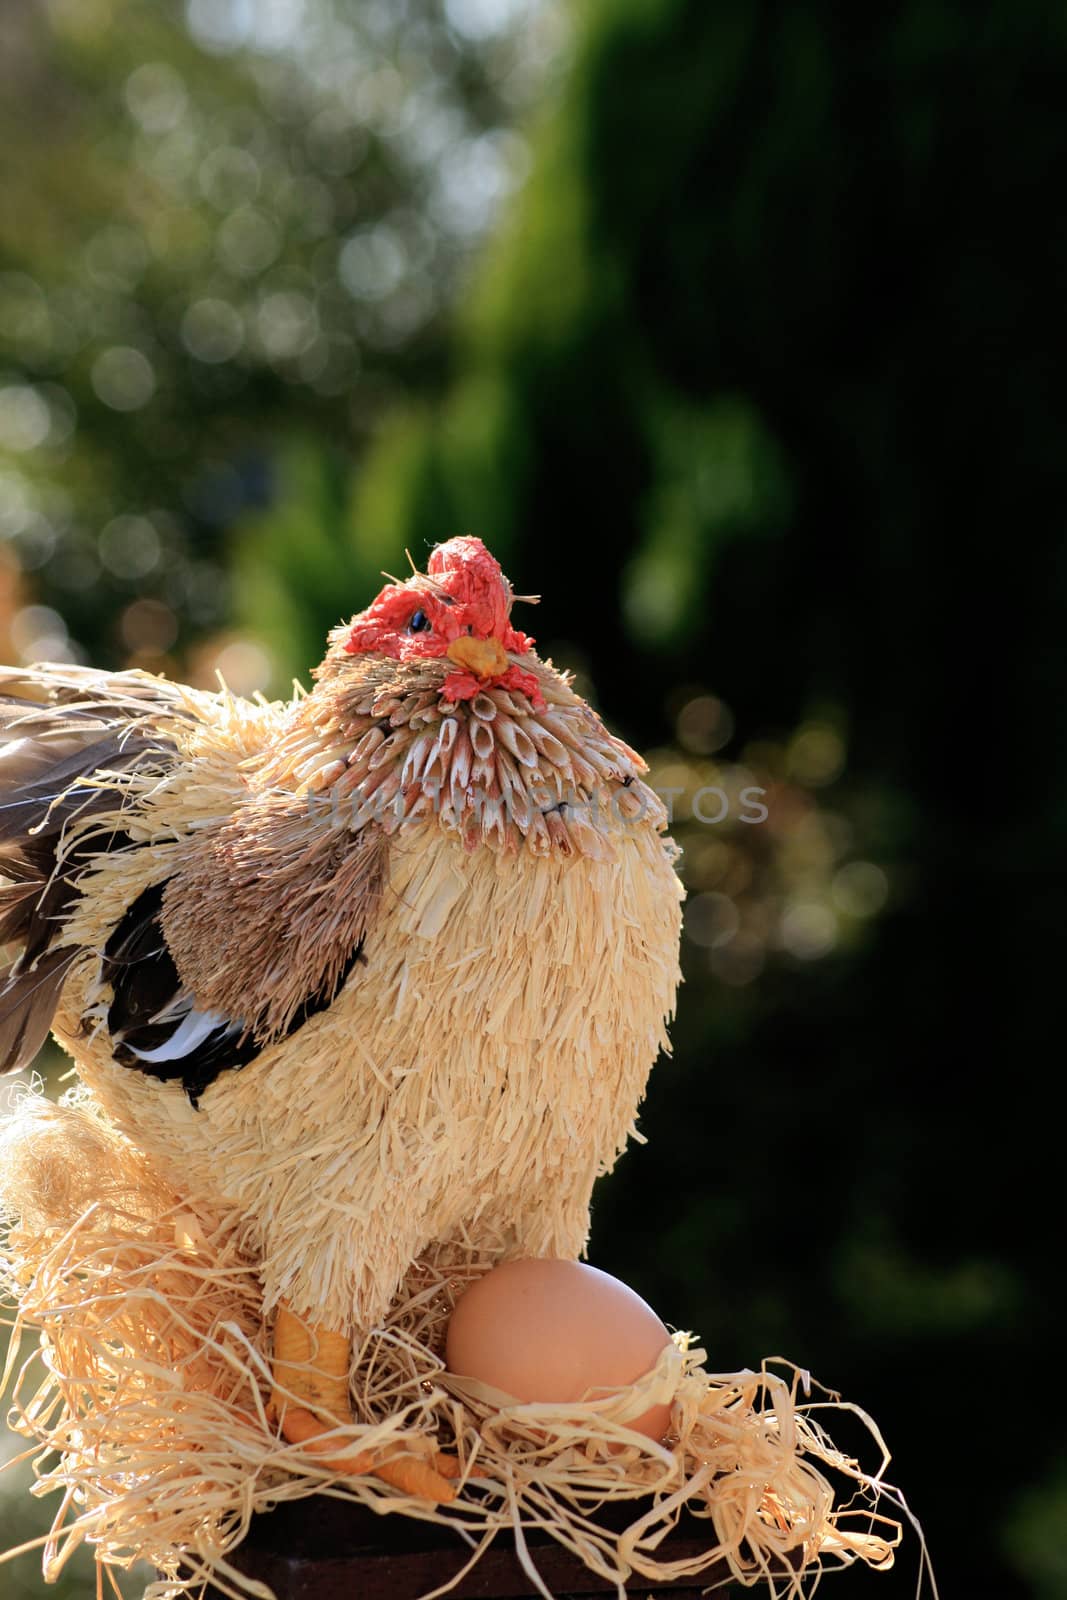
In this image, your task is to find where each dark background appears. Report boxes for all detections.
[1,1,1060,1595]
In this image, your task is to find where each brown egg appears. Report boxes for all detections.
[445,1258,673,1442]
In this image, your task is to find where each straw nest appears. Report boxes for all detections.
[1,1088,902,1600]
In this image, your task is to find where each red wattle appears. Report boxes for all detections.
[440,670,483,704]
[498,665,545,710]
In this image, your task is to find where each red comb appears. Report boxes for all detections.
[343,537,536,700]
[426,538,512,638]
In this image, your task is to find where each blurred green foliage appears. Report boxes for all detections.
[0,0,556,678]
[2,1,1061,1597]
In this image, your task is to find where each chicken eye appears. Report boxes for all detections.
[408,609,431,634]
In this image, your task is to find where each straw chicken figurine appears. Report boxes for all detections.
[0,538,682,1502]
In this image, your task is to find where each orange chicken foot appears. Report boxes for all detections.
[270,1301,459,1501]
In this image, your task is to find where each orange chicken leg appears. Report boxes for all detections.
[271,1302,459,1501]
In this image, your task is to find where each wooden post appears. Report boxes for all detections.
[193,1494,799,1597]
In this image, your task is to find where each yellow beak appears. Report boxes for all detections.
[446,635,509,680]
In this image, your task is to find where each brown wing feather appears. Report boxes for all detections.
[162,793,388,1046]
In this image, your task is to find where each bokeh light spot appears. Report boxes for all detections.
[216,207,282,276]
[445,0,533,42]
[11,604,72,664]
[12,515,57,570]
[786,723,846,787]
[338,225,407,301]
[429,131,522,235]
[90,347,156,411]
[136,125,201,191]
[622,558,686,642]
[212,637,273,695]
[354,67,410,137]
[779,901,837,959]
[181,298,245,363]
[0,386,52,453]
[124,62,189,132]
[676,694,734,755]
[185,0,253,55]
[256,291,318,359]
[99,515,162,580]
[0,470,34,538]
[37,384,77,448]
[832,861,890,918]
[120,598,179,653]
[83,225,149,292]
[199,146,261,209]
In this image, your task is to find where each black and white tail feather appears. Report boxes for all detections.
[100,879,258,1106]
[0,666,185,1076]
